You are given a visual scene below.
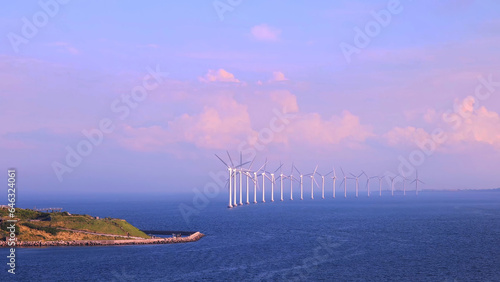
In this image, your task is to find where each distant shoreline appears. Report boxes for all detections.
[0,232,204,248]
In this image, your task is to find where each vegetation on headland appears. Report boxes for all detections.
[0,207,150,242]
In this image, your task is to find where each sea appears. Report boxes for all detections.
[4,190,500,281]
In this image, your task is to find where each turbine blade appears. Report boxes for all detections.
[313,177,320,188]
[215,154,229,168]
[248,156,256,170]
[274,163,284,173]
[235,161,250,168]
[255,160,268,174]
[226,151,235,167]
[294,166,301,176]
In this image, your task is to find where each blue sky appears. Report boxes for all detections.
[1,0,500,196]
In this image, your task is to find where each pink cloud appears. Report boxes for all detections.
[251,24,281,41]
[199,69,240,83]
[383,126,432,147]
[269,90,299,113]
[287,111,374,146]
[269,71,288,82]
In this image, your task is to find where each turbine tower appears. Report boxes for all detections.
[318,169,333,199]
[279,164,286,201]
[253,172,258,203]
[349,172,364,198]
[339,167,347,198]
[411,170,425,196]
[390,176,398,196]
[289,163,296,200]
[377,176,383,197]
[244,157,256,204]
[306,165,319,200]
[362,171,377,197]
[215,152,248,208]
[331,167,337,198]
[294,166,304,200]
[253,160,267,204]
[269,163,283,202]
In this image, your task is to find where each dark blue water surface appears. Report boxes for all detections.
[3,191,500,281]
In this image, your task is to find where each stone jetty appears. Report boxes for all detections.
[0,232,204,247]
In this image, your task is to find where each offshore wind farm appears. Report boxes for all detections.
[216,151,425,208]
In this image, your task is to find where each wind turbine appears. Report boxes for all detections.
[294,166,304,200]
[279,163,286,201]
[331,167,337,198]
[349,172,364,198]
[269,163,284,202]
[305,165,320,200]
[289,163,296,200]
[377,176,383,196]
[390,175,399,196]
[215,152,248,208]
[261,160,269,203]
[253,160,267,204]
[226,151,238,207]
[318,169,333,199]
[362,171,377,197]
[402,176,409,196]
[411,170,425,196]
[339,167,347,198]
[243,157,256,204]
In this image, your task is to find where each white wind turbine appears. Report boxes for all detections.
[294,166,305,200]
[402,176,409,196]
[362,171,377,197]
[339,167,347,198]
[215,152,248,208]
[261,160,269,203]
[390,175,399,196]
[278,163,286,201]
[253,160,267,204]
[289,163,297,200]
[305,165,320,200]
[331,167,337,198]
[349,172,364,198]
[317,169,333,199]
[377,176,383,196]
[243,157,256,204]
[268,163,284,202]
[411,170,425,196]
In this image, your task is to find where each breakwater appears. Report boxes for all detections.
[0,232,204,247]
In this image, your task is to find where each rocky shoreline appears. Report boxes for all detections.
[0,232,204,247]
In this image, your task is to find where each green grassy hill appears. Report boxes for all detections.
[0,207,150,241]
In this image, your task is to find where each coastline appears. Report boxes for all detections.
[0,232,204,248]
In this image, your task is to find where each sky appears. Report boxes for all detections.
[1,0,500,197]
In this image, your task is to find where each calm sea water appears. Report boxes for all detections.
[4,191,500,281]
